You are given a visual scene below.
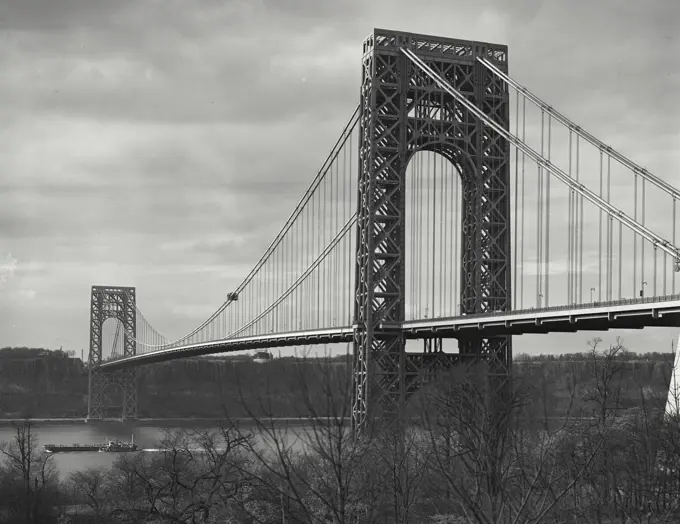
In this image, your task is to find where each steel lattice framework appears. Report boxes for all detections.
[88,286,137,420]
[352,30,512,433]
[89,29,680,433]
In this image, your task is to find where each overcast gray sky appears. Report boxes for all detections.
[1,0,678,356]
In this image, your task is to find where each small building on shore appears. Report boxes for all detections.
[252,351,273,364]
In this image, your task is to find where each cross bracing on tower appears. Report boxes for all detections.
[88,30,680,431]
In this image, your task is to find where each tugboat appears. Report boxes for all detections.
[98,435,138,453]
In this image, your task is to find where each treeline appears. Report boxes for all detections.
[515,350,674,362]
[1,339,680,523]
[3,345,674,363]
[0,344,675,420]
[0,347,75,360]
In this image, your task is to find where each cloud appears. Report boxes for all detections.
[0,0,677,357]
[17,289,37,300]
[0,0,360,126]
[0,253,17,287]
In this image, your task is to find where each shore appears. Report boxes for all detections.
[0,417,335,427]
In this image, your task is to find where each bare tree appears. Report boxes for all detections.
[371,423,433,523]
[571,338,628,523]
[67,467,111,523]
[606,358,680,523]
[583,338,625,425]
[230,354,391,523]
[419,361,604,524]
[104,425,253,523]
[0,418,58,523]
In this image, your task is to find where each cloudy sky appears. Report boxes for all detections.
[1,0,678,357]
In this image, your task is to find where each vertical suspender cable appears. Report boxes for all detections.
[520,97,526,309]
[448,160,453,316]
[440,153,445,317]
[432,153,437,318]
[287,228,290,331]
[536,161,542,307]
[346,131,351,324]
[537,110,544,307]
[674,198,677,294]
[274,228,278,333]
[419,153,423,317]
[309,198,313,329]
[292,214,296,329]
[642,179,646,295]
[663,247,667,295]
[326,171,330,328]
[409,152,414,319]
[309,201,313,328]
[545,114,551,307]
[598,150,603,302]
[305,202,309,328]
[301,206,305,328]
[567,130,573,304]
[320,179,325,328]
[633,174,638,297]
[414,154,418,317]
[445,159,450,316]
[258,259,263,334]
[577,136,584,303]
[571,136,577,303]
[618,220,623,299]
[296,220,301,330]
[415,153,420,318]
[413,154,418,316]
[317,187,321,328]
[664,234,668,295]
[322,178,327,326]
[453,161,458,315]
[456,163,461,316]
[341,135,346,324]
[654,246,658,297]
[418,154,423,317]
[607,154,612,301]
[335,158,340,325]
[513,90,519,310]
[426,152,431,317]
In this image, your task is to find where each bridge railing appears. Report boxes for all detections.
[408,293,680,324]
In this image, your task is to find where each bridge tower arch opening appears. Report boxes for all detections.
[352,29,512,434]
[405,147,468,328]
[87,285,137,420]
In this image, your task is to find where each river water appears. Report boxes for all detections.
[0,420,312,479]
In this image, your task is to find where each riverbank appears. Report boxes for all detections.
[0,416,339,427]
[0,349,673,421]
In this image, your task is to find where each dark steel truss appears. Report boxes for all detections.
[88,286,137,420]
[353,29,512,434]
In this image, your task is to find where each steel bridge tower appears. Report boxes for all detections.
[353,29,512,433]
[87,285,137,420]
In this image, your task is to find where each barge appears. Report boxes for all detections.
[44,443,101,453]
[44,435,138,453]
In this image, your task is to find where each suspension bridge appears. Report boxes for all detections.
[87,29,680,431]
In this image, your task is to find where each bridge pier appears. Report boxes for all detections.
[87,286,138,420]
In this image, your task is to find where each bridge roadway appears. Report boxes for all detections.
[100,295,680,370]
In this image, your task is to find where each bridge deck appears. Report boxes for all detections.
[402,296,680,336]
[99,296,680,370]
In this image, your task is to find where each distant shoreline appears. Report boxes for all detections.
[0,417,333,427]
[0,414,590,428]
